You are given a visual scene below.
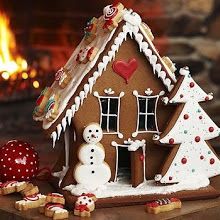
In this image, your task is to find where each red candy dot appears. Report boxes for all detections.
[209,127,214,132]
[189,82,195,88]
[169,138,175,144]
[181,158,187,164]
[205,96,210,101]
[210,158,215,165]
[184,114,189,120]
[180,94,184,98]
[169,176,173,181]
[139,155,145,161]
[200,155,204,160]
[195,136,200,142]
[199,116,203,120]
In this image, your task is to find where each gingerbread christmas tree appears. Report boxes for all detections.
[155,66,220,184]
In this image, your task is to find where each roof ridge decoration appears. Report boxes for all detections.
[34,6,177,148]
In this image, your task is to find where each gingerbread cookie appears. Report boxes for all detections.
[20,183,39,197]
[15,194,46,211]
[146,198,181,214]
[1,181,27,195]
[44,94,60,122]
[81,193,97,202]
[76,46,98,64]
[74,194,96,217]
[103,3,124,31]
[39,204,45,214]
[33,87,52,118]
[15,181,28,192]
[1,181,17,195]
[44,203,69,220]
[55,67,72,89]
[46,193,65,205]
[84,17,98,44]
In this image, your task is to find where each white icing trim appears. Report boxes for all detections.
[45,11,176,146]
[132,90,162,137]
[144,88,153,96]
[169,68,214,104]
[63,174,210,198]
[52,127,70,186]
[94,91,124,138]
[57,124,62,140]
[64,127,70,168]
[104,88,115,95]
[51,131,57,148]
[179,66,190,76]
[111,139,146,182]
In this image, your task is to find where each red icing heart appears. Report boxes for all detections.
[112,58,138,83]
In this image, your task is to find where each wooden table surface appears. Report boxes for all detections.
[0,177,220,220]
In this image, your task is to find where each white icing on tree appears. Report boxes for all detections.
[158,67,220,183]
[74,124,111,189]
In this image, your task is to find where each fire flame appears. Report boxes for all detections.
[0,12,27,80]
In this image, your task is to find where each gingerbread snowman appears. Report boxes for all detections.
[74,123,111,189]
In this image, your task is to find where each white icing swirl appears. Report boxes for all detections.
[103,5,117,20]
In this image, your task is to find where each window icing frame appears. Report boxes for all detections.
[132,90,164,137]
[94,91,124,139]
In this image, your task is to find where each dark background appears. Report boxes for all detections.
[0,0,219,169]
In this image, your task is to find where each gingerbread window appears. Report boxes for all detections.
[132,90,162,137]
[94,91,124,138]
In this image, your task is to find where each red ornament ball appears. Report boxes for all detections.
[195,136,201,142]
[209,127,214,132]
[169,176,173,181]
[181,157,187,164]
[184,114,189,120]
[199,116,203,120]
[169,138,175,144]
[0,140,39,182]
[200,155,204,160]
[210,158,215,165]
[189,82,195,88]
[180,94,184,98]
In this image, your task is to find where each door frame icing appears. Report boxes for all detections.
[111,139,146,183]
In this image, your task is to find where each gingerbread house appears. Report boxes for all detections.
[33,3,220,207]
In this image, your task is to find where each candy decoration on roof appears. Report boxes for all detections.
[45,94,60,122]
[141,22,154,41]
[55,67,72,89]
[84,17,98,44]
[103,3,124,31]
[76,46,98,64]
[154,67,220,183]
[0,140,39,182]
[33,87,52,118]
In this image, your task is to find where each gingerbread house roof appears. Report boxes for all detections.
[33,4,177,147]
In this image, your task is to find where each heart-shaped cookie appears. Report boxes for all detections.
[112,58,138,83]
